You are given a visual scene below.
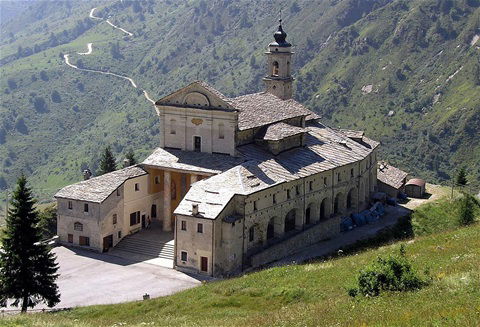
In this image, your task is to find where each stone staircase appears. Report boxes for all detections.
[113,236,174,261]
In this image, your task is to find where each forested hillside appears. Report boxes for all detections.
[0,0,479,204]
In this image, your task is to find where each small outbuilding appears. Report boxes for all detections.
[377,162,408,198]
[405,178,426,198]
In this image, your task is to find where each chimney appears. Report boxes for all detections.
[83,169,92,180]
[192,203,199,216]
[123,158,131,168]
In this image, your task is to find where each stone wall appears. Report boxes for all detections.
[250,216,341,268]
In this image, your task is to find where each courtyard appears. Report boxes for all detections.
[31,246,202,310]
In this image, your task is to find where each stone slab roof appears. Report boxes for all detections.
[174,161,285,219]
[377,162,408,189]
[54,166,147,203]
[258,122,305,141]
[142,147,244,175]
[229,92,316,130]
[175,122,379,219]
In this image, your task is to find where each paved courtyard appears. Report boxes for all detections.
[36,246,201,309]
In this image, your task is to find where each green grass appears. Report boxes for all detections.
[3,196,480,326]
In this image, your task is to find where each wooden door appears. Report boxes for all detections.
[103,235,113,252]
[200,256,208,272]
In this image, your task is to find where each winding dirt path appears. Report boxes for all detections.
[64,7,155,109]
[106,19,133,36]
[77,43,93,55]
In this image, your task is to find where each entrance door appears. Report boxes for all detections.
[194,136,201,152]
[200,256,208,273]
[141,214,146,228]
[103,235,113,252]
[151,204,157,218]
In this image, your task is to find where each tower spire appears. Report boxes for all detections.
[262,20,294,100]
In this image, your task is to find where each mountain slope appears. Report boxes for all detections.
[0,0,479,204]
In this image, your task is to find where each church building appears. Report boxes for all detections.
[55,22,379,277]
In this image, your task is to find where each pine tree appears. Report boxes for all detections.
[456,167,467,186]
[99,146,117,175]
[458,194,475,226]
[125,149,137,166]
[0,175,60,312]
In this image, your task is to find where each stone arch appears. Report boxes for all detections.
[284,209,297,232]
[183,92,210,107]
[306,202,318,224]
[334,192,344,215]
[320,197,330,221]
[346,188,357,210]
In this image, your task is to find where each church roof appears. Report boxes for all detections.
[377,162,408,189]
[54,166,147,203]
[142,147,244,175]
[257,122,305,141]
[230,92,313,130]
[175,122,379,219]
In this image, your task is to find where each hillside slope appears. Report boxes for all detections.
[5,218,480,326]
[0,0,479,203]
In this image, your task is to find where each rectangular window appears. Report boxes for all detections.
[67,234,73,243]
[181,251,187,262]
[309,181,313,191]
[249,226,254,242]
[194,136,201,152]
[74,222,83,231]
[273,194,276,204]
[84,203,89,213]
[287,189,291,199]
[113,214,117,225]
[197,223,203,233]
[296,185,300,195]
[116,189,120,196]
[253,201,257,211]
[135,183,139,191]
[154,176,160,184]
[324,177,327,186]
[68,201,73,210]
[338,173,341,182]
[130,212,137,226]
[181,220,187,231]
[118,231,122,239]
[351,168,354,177]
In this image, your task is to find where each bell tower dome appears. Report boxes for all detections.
[263,20,294,100]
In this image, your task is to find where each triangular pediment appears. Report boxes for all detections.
[155,81,236,111]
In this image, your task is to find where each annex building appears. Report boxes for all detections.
[55,22,379,277]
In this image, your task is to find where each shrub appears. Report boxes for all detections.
[349,246,427,297]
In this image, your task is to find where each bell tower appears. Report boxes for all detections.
[263,20,294,100]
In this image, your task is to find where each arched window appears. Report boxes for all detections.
[170,119,176,135]
[272,61,279,76]
[74,222,83,231]
[218,123,225,139]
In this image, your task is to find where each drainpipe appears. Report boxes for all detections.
[174,215,177,268]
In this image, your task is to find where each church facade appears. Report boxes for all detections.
[55,22,379,277]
